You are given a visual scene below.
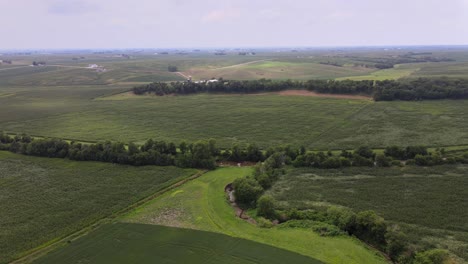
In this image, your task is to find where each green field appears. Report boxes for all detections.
[268,165,468,260]
[35,223,321,264]
[0,151,196,263]
[121,167,386,264]
[186,60,376,80]
[1,89,467,149]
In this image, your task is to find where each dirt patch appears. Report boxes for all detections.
[276,90,372,100]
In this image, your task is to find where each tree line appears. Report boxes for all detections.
[1,133,467,170]
[132,77,468,101]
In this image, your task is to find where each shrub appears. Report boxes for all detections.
[326,206,356,232]
[257,217,274,228]
[413,249,450,264]
[279,220,344,236]
[376,153,391,167]
[353,210,387,249]
[257,195,276,219]
[385,229,408,261]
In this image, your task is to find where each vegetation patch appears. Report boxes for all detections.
[123,167,387,264]
[0,151,196,263]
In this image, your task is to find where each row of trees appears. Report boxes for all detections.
[0,134,218,169]
[2,133,467,170]
[132,77,468,101]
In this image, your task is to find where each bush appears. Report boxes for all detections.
[413,249,450,264]
[385,229,408,261]
[257,195,276,219]
[326,206,356,232]
[257,217,274,228]
[279,220,344,236]
[376,153,391,167]
[355,146,375,159]
[353,210,387,249]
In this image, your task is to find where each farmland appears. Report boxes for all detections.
[0,151,196,263]
[268,165,468,261]
[119,167,387,264]
[2,47,468,263]
[35,223,321,264]
[1,90,467,149]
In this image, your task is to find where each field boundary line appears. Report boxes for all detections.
[11,169,208,264]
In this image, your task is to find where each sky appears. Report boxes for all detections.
[1,0,468,49]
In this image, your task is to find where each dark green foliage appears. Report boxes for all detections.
[279,220,344,236]
[385,229,409,262]
[245,143,264,162]
[257,195,276,219]
[326,207,356,232]
[353,211,387,249]
[133,77,468,101]
[413,249,450,264]
[232,177,263,206]
[354,146,375,159]
[375,154,391,167]
[168,65,178,72]
[405,146,428,159]
[384,146,406,160]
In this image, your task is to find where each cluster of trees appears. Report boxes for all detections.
[133,77,468,101]
[0,133,217,169]
[167,65,178,72]
[281,207,450,263]
[133,79,301,95]
[232,153,286,207]
[373,78,468,100]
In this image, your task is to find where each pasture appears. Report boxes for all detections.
[268,165,468,261]
[0,151,196,263]
[122,167,387,264]
[35,223,321,264]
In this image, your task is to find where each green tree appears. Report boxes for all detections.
[232,177,263,207]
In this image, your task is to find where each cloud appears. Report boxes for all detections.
[48,0,99,15]
[201,8,240,23]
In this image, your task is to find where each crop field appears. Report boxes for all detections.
[185,60,376,80]
[35,223,320,264]
[268,165,468,260]
[336,63,421,81]
[0,151,196,263]
[1,89,467,149]
[121,167,386,264]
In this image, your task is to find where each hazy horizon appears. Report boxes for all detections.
[1,0,468,49]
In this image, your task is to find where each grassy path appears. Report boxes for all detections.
[123,167,388,264]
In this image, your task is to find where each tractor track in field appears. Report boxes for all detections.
[11,170,208,264]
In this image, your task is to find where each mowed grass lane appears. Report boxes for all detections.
[0,151,196,263]
[122,167,387,264]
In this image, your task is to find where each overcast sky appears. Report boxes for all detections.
[1,0,468,49]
